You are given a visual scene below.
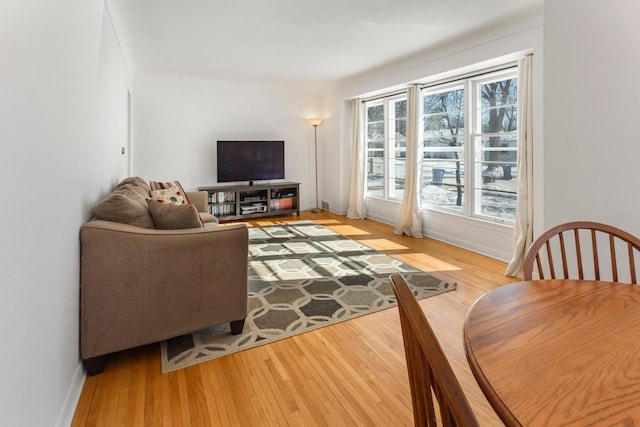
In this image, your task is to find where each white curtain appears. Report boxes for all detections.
[505,55,534,277]
[347,99,366,219]
[394,85,423,237]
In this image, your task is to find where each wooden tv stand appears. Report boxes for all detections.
[198,182,300,222]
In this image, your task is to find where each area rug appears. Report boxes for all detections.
[160,221,455,372]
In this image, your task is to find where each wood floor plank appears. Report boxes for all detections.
[72,211,514,426]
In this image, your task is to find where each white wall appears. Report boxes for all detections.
[330,22,543,261]
[132,76,331,211]
[0,1,131,425]
[543,0,640,237]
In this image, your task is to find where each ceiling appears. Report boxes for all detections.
[106,0,542,83]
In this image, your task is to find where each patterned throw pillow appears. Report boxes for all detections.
[149,180,190,204]
[149,187,186,205]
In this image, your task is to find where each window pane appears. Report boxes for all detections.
[481,106,517,133]
[478,190,516,221]
[421,161,464,210]
[395,99,407,118]
[479,136,517,165]
[367,104,384,121]
[390,158,405,200]
[424,89,464,114]
[476,161,517,187]
[479,78,517,133]
[367,154,384,197]
[480,79,517,108]
[368,122,384,142]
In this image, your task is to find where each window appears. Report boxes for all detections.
[422,67,518,224]
[364,65,518,225]
[422,84,466,212]
[365,95,407,201]
[473,71,518,221]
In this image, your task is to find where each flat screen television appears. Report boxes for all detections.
[217,140,285,184]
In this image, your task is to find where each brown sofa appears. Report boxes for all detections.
[80,177,248,375]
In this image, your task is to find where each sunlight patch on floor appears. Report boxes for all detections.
[397,252,462,272]
[356,239,408,251]
[312,219,342,225]
[252,259,322,281]
[326,225,371,236]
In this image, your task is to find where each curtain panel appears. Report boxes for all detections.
[505,54,534,277]
[394,85,423,237]
[347,99,366,219]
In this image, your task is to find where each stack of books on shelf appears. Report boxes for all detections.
[210,191,236,203]
[269,197,293,210]
[209,204,235,217]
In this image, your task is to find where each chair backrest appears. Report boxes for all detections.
[523,221,640,283]
[389,273,479,427]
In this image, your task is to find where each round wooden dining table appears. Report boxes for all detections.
[464,279,640,426]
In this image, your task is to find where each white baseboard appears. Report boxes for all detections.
[424,228,511,262]
[55,362,86,427]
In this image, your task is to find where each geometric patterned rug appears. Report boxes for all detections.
[160,221,456,372]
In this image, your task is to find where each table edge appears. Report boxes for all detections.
[463,286,522,427]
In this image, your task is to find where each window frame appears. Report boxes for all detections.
[420,65,518,226]
[364,93,408,202]
[362,62,519,228]
[470,68,519,225]
[420,81,468,217]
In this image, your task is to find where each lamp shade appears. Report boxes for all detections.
[307,118,324,126]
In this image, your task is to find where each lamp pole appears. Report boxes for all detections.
[307,118,324,213]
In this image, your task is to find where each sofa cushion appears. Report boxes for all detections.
[94,190,155,229]
[117,176,150,191]
[117,183,150,198]
[148,199,204,229]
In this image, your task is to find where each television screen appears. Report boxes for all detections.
[217,140,285,183]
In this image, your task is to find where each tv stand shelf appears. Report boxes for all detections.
[198,182,300,222]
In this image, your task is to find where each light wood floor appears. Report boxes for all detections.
[72,211,517,426]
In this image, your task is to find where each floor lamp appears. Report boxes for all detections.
[307,118,324,212]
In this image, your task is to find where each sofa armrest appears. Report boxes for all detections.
[186,191,208,212]
[80,220,248,360]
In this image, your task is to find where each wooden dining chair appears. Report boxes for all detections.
[389,273,479,427]
[524,221,640,283]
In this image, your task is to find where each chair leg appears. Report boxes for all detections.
[84,355,106,376]
[230,319,245,335]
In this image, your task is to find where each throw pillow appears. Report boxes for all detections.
[149,187,186,205]
[117,183,150,198]
[147,199,204,229]
[117,176,149,190]
[149,180,190,204]
[94,191,155,229]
